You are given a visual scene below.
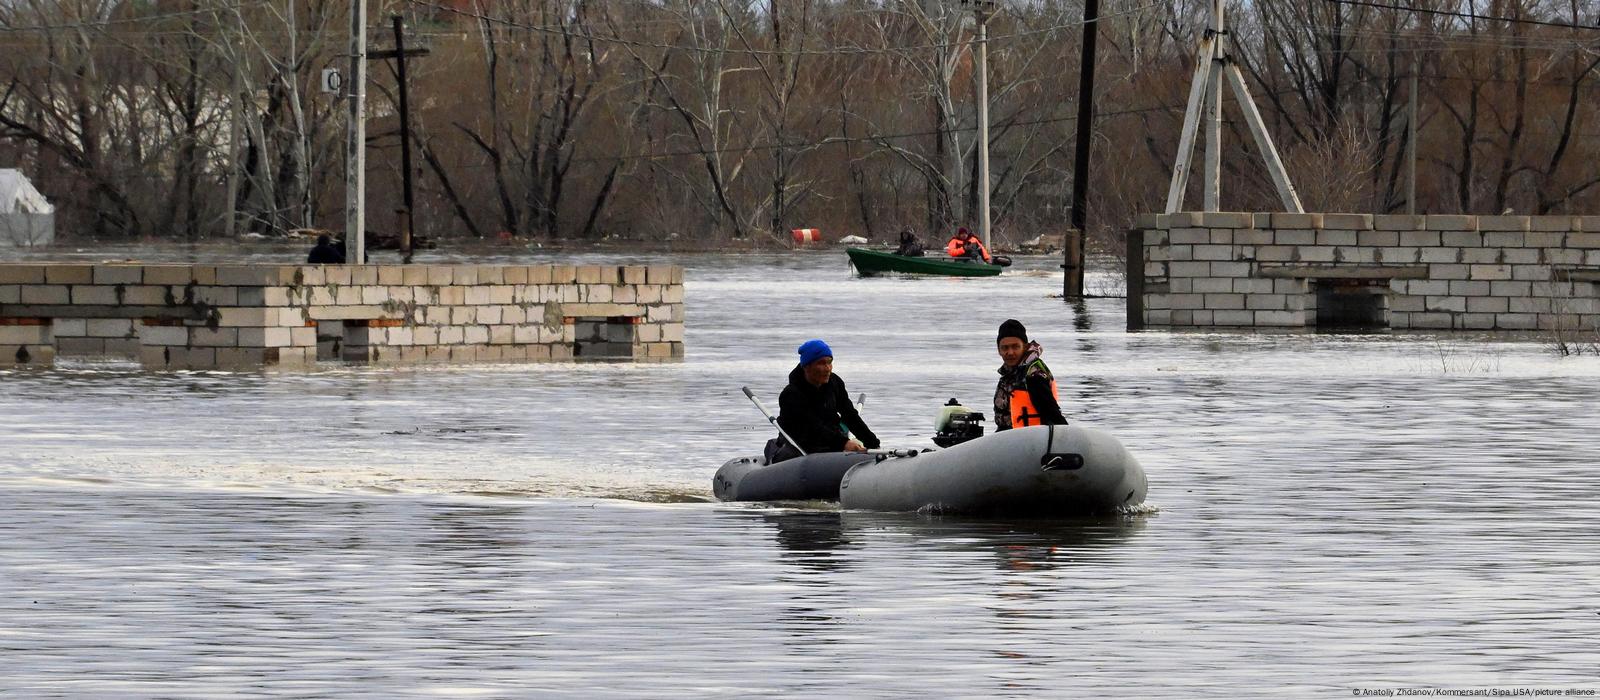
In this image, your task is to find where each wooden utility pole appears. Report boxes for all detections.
[395,16,414,263]
[1066,0,1099,299]
[373,16,429,263]
[346,0,368,263]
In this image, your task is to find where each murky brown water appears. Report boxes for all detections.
[2,247,1597,696]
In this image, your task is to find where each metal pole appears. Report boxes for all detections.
[1125,228,1145,331]
[1067,0,1099,299]
[1407,52,1419,215]
[346,0,367,264]
[392,15,416,263]
[976,10,992,252]
[224,7,243,240]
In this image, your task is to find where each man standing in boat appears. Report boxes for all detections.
[994,319,1067,431]
[767,339,880,463]
[945,227,993,263]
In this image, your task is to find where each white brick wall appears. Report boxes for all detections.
[1140,213,1600,331]
[0,264,686,368]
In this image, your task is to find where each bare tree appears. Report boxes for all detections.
[6,0,1600,247]
[606,0,763,239]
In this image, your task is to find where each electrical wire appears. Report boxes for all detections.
[0,1,275,33]
[403,0,1165,58]
[409,101,1190,172]
[1291,21,1600,51]
[1321,0,1600,33]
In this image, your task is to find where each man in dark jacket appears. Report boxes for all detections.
[994,319,1067,431]
[307,234,345,264]
[893,229,925,257]
[767,339,880,463]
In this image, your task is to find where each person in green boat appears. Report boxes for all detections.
[893,229,925,257]
[945,227,993,263]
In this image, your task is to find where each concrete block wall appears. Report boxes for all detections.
[1132,212,1600,331]
[0,263,685,368]
[0,317,54,366]
[50,318,140,357]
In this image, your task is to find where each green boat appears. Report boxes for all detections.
[846,247,1004,277]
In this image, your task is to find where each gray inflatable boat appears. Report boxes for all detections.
[838,425,1146,516]
[713,452,874,502]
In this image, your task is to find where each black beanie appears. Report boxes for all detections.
[997,319,1028,344]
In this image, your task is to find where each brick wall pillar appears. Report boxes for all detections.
[0,318,55,367]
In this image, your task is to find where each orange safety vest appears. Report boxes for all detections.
[1009,376,1059,428]
[946,236,991,263]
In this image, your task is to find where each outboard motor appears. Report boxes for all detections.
[932,398,986,448]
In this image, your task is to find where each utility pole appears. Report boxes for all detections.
[373,16,430,264]
[346,0,368,264]
[224,7,243,240]
[1066,0,1100,299]
[1203,1,1223,211]
[1165,0,1302,214]
[968,0,996,253]
[1407,52,1419,215]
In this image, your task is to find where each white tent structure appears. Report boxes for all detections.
[0,169,55,247]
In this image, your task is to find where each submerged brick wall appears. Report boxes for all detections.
[0,263,684,368]
[1129,212,1600,331]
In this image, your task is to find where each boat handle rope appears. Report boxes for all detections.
[869,448,928,462]
[1040,425,1085,471]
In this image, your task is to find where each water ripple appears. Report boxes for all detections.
[2,251,1598,696]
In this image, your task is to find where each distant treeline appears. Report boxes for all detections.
[1,0,1597,249]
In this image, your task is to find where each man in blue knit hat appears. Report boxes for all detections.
[766,339,880,463]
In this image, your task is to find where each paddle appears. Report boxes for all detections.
[743,388,924,459]
[741,386,807,457]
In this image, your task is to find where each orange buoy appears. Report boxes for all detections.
[790,228,822,245]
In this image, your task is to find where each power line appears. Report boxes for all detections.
[413,102,1188,172]
[405,0,1163,57]
[406,60,1594,175]
[1323,0,1600,33]
[0,1,274,33]
[1300,20,1600,49]
[1260,23,1600,64]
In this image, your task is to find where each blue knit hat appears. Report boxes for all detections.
[798,339,833,366]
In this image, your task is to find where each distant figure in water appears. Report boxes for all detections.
[764,339,880,464]
[307,234,345,264]
[893,229,925,257]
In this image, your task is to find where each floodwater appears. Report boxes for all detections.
[2,247,1598,697]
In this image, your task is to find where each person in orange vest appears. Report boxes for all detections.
[945,227,992,263]
[993,319,1066,431]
